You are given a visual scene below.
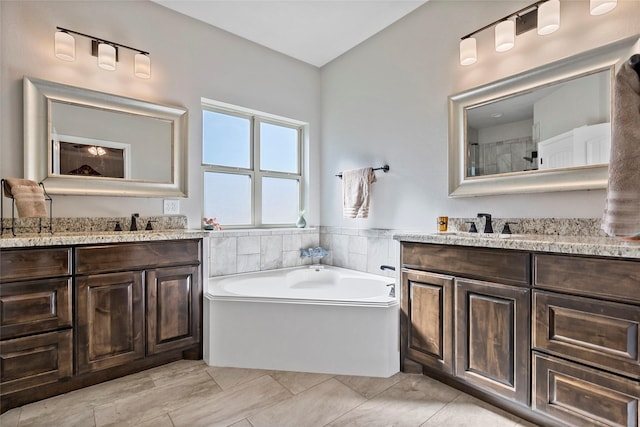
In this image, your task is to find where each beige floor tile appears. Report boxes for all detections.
[133,414,175,427]
[420,394,520,427]
[147,359,210,387]
[20,369,155,422]
[206,366,271,390]
[248,378,367,427]
[0,407,21,427]
[269,370,334,394]
[18,406,96,427]
[169,374,291,427]
[94,370,221,426]
[329,374,460,427]
[335,372,405,399]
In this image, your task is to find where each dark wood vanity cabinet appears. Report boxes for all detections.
[401,243,531,405]
[0,247,73,398]
[75,240,202,372]
[1,239,202,412]
[400,242,640,427]
[531,254,640,427]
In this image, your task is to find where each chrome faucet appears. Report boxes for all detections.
[477,213,494,233]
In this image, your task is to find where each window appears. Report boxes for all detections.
[202,100,304,227]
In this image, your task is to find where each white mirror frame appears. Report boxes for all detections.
[24,77,188,197]
[448,36,639,197]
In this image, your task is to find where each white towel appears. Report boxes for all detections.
[602,56,640,238]
[342,168,376,219]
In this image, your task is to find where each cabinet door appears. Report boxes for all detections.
[0,330,72,395]
[146,265,200,355]
[533,352,640,427]
[76,272,145,374]
[455,278,530,404]
[401,269,454,374]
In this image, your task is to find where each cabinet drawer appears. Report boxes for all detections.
[534,254,640,303]
[76,239,200,274]
[0,247,71,282]
[402,243,530,286]
[0,329,73,395]
[533,352,640,427]
[533,291,640,379]
[1,278,72,339]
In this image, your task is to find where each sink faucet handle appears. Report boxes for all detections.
[501,222,516,235]
[465,221,478,233]
[476,213,494,233]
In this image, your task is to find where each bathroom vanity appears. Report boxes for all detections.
[396,233,639,427]
[0,232,204,412]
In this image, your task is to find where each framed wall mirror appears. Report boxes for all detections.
[24,77,188,197]
[448,36,639,197]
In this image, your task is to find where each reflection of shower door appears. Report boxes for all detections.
[468,143,479,177]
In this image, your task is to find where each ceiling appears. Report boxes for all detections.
[151,0,428,67]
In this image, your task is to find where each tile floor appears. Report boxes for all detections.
[1,360,538,427]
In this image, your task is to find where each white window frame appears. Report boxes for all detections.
[201,98,305,228]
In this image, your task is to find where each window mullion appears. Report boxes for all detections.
[253,116,262,227]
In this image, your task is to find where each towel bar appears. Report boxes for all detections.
[336,164,389,179]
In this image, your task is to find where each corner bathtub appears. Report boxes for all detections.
[204,266,399,377]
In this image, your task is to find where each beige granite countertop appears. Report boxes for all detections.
[394,232,640,259]
[0,229,208,249]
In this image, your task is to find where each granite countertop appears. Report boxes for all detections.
[0,229,208,249]
[394,232,640,259]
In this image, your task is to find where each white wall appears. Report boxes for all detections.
[320,0,640,231]
[0,0,321,228]
[478,119,533,145]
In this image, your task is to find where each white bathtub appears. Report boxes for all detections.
[204,265,399,377]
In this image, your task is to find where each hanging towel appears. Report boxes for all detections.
[3,178,47,218]
[602,55,640,238]
[342,167,376,219]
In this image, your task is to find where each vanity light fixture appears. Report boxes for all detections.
[54,27,151,79]
[590,0,617,15]
[459,0,564,65]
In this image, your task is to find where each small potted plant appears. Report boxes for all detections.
[202,217,222,231]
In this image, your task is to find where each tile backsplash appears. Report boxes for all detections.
[207,228,320,277]
[206,226,398,278]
